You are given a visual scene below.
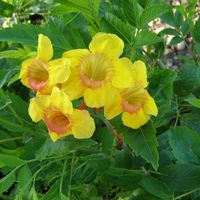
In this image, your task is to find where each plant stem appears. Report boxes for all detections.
[102,118,134,157]
[68,152,75,199]
[0,136,23,143]
[60,158,68,194]
[175,187,200,199]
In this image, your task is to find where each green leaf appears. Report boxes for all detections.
[170,36,183,45]
[60,194,70,200]
[0,170,15,195]
[123,121,159,170]
[101,13,134,44]
[29,187,39,200]
[186,97,200,108]
[168,126,200,164]
[16,165,32,195]
[95,127,114,152]
[174,64,200,95]
[161,164,200,192]
[159,28,180,36]
[0,0,13,17]
[149,69,177,119]
[174,10,183,28]
[41,180,60,200]
[0,48,27,59]
[0,89,12,110]
[134,30,162,47]
[193,19,200,43]
[181,19,191,35]
[0,154,24,168]
[52,0,102,26]
[104,167,143,188]
[195,43,200,55]
[140,177,173,200]
[181,113,200,135]
[121,0,140,27]
[0,24,71,50]
[35,138,68,160]
[139,4,170,27]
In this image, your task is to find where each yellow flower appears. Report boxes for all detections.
[20,34,71,94]
[28,87,95,141]
[104,61,158,129]
[61,32,134,108]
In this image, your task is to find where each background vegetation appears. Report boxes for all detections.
[0,0,200,199]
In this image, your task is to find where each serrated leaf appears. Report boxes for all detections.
[123,121,159,170]
[139,4,170,27]
[174,64,200,95]
[193,19,200,43]
[0,89,12,110]
[16,165,32,195]
[0,154,25,168]
[161,164,200,192]
[0,48,27,59]
[140,177,173,200]
[41,180,60,200]
[174,10,183,28]
[104,167,143,188]
[186,97,200,108]
[102,13,134,44]
[170,36,183,45]
[29,187,39,200]
[168,126,200,164]
[181,113,200,134]
[121,0,140,27]
[0,24,71,50]
[0,170,15,195]
[134,30,162,47]
[0,0,13,17]
[159,28,180,36]
[149,69,177,119]
[60,194,70,200]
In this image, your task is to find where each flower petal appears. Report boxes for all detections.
[104,87,123,120]
[20,58,35,88]
[48,131,72,142]
[112,57,133,88]
[71,109,95,139]
[89,32,124,58]
[61,68,86,100]
[132,60,148,88]
[143,94,158,116]
[122,109,150,129]
[62,49,90,68]
[49,58,71,85]
[84,83,110,108]
[49,87,73,115]
[37,34,53,61]
[28,95,48,122]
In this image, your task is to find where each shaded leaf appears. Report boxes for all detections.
[0,154,24,168]
[134,30,162,47]
[139,4,170,27]
[123,121,159,170]
[168,126,200,164]
[140,177,173,200]
[161,164,200,192]
[0,170,15,195]
[186,97,200,109]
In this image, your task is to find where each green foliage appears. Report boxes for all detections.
[0,0,200,199]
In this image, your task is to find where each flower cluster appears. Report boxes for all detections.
[20,33,158,142]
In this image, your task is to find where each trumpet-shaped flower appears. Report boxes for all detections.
[20,34,71,94]
[28,87,95,141]
[61,32,134,108]
[104,61,158,129]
